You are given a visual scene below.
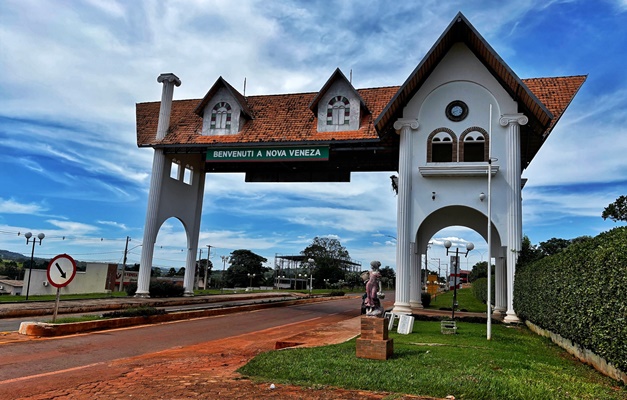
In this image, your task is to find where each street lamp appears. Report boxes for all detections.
[24,232,45,300]
[307,258,314,295]
[444,240,474,320]
[248,273,256,289]
[220,255,228,294]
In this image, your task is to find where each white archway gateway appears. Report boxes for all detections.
[135,13,585,322]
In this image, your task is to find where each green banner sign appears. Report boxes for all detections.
[207,146,329,162]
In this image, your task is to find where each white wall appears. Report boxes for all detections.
[23,263,116,296]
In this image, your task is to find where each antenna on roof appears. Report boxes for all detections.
[350,69,353,84]
[243,77,247,96]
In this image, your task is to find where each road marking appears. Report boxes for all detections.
[0,361,106,385]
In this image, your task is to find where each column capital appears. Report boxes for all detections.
[393,118,419,132]
[499,114,528,127]
[157,73,181,87]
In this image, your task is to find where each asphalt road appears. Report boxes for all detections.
[0,297,292,332]
[0,296,361,386]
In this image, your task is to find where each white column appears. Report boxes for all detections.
[499,114,527,323]
[409,242,423,310]
[136,74,181,297]
[493,256,506,315]
[392,118,419,314]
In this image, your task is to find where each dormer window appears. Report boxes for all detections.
[428,128,456,162]
[210,102,232,129]
[327,96,350,125]
[461,128,488,162]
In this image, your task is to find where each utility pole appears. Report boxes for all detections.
[119,236,130,292]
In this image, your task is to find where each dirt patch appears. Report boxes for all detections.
[12,315,439,399]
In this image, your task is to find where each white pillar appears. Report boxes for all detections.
[392,118,419,314]
[493,255,506,315]
[409,242,423,310]
[136,74,181,297]
[499,114,527,322]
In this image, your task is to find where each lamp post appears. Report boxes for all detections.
[248,273,255,289]
[307,258,314,295]
[444,240,474,320]
[220,255,228,294]
[24,232,45,300]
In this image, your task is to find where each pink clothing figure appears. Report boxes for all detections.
[365,261,382,307]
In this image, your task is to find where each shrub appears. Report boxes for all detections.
[514,226,627,373]
[471,277,495,305]
[329,290,345,296]
[125,282,137,296]
[421,292,431,308]
[102,306,165,319]
[123,281,185,297]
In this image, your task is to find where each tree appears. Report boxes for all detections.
[166,268,177,277]
[301,237,351,288]
[602,195,627,222]
[224,249,268,288]
[379,266,395,289]
[468,261,495,282]
[517,235,543,268]
[538,238,572,256]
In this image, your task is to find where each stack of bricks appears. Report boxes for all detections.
[356,316,394,360]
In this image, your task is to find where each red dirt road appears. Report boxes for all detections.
[1,299,437,399]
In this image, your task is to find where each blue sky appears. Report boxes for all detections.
[1,0,626,275]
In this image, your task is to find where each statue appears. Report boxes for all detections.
[362,260,385,317]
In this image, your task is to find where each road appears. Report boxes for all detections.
[0,296,294,332]
[0,296,363,398]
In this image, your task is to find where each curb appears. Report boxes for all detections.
[18,295,348,337]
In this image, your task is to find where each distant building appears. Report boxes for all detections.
[0,279,23,296]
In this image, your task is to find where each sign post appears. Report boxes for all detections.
[46,254,77,322]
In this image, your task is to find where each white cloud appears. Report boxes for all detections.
[0,198,47,214]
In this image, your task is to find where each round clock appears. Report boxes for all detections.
[445,100,468,122]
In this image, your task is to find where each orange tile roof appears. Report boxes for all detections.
[136,86,399,148]
[522,75,587,136]
[136,77,584,150]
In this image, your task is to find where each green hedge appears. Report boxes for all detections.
[514,227,627,373]
[471,277,495,305]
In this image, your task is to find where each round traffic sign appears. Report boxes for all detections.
[47,254,77,288]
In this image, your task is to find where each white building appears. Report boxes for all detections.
[134,13,585,322]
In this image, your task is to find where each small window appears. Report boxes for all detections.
[430,130,455,162]
[183,165,193,185]
[327,96,350,125]
[461,128,487,162]
[170,159,181,180]
[210,102,232,129]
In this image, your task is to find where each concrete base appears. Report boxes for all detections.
[391,301,412,315]
[504,312,521,324]
[356,316,394,360]
[409,301,423,310]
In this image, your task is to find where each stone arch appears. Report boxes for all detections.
[415,205,502,260]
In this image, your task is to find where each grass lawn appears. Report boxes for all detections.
[0,291,129,303]
[239,321,626,400]
[429,287,487,313]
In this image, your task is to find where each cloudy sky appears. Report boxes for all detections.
[1,0,626,276]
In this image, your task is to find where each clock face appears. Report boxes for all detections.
[446,101,468,122]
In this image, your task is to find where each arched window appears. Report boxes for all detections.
[428,128,456,162]
[210,102,232,129]
[327,96,350,125]
[461,128,488,162]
